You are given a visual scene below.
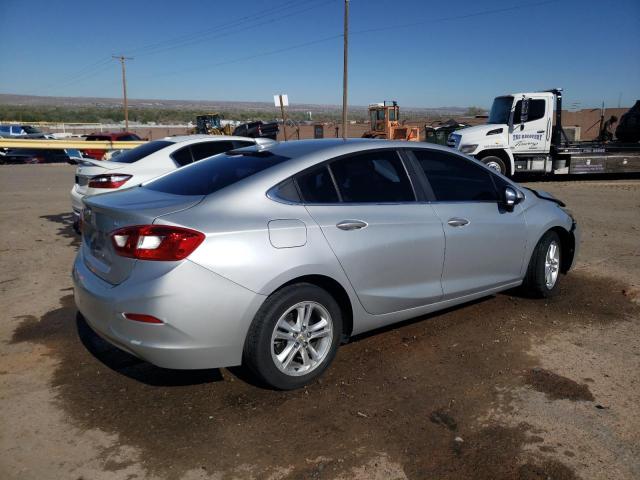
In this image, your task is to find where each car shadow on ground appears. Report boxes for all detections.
[40,212,80,247]
[76,313,224,387]
[346,295,494,345]
[12,272,639,479]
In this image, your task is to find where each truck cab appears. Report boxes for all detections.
[448,91,556,176]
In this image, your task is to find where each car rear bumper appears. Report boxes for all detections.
[72,249,266,369]
[70,186,84,216]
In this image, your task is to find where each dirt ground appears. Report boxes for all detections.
[0,165,639,480]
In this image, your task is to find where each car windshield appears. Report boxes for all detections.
[144,151,290,196]
[110,140,173,164]
[21,126,42,134]
[488,96,514,124]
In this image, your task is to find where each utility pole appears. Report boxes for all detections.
[341,0,349,139]
[280,94,288,141]
[113,55,133,130]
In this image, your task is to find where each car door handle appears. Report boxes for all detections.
[447,218,469,227]
[537,130,545,133]
[336,220,368,231]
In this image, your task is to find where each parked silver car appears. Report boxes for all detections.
[73,139,579,389]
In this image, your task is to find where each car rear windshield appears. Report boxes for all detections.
[110,140,173,164]
[144,151,290,196]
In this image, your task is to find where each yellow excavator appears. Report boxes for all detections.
[194,114,233,135]
[362,101,419,141]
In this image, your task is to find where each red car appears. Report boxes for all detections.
[82,132,142,160]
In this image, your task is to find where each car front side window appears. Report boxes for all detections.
[413,149,499,202]
[329,150,414,203]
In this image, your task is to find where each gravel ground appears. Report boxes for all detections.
[0,165,639,480]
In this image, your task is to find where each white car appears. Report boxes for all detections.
[70,135,274,228]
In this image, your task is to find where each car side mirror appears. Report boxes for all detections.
[503,186,522,210]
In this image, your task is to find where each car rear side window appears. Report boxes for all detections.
[268,178,301,203]
[144,151,290,196]
[111,140,173,164]
[296,166,339,203]
[190,141,235,161]
[330,150,414,203]
[171,146,193,166]
[413,150,498,202]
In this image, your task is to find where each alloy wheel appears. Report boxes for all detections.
[270,301,334,377]
[545,241,560,289]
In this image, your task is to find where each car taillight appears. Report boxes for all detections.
[89,174,132,188]
[123,313,163,324]
[110,225,205,261]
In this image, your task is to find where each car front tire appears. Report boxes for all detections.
[244,283,342,390]
[522,230,562,298]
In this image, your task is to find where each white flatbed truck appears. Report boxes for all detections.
[447,88,640,177]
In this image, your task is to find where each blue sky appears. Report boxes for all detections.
[0,0,638,108]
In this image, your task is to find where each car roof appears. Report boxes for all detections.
[160,134,259,144]
[239,138,454,159]
[217,138,458,188]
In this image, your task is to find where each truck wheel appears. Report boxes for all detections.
[244,283,342,390]
[522,231,562,298]
[480,156,508,176]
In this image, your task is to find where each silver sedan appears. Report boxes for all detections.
[73,139,579,389]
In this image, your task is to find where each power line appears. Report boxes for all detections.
[44,62,115,94]
[350,0,558,36]
[43,0,556,93]
[146,34,343,78]
[124,0,336,58]
[40,0,335,93]
[143,0,556,79]
[41,56,113,92]
[124,0,303,56]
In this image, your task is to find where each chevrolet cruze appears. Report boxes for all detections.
[73,139,579,389]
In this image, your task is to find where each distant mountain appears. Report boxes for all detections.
[0,93,470,117]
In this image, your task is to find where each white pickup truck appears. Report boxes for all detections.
[448,88,640,177]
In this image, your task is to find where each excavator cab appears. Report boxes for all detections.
[363,101,419,141]
[195,114,232,135]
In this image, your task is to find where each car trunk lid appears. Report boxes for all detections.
[81,187,203,285]
[74,159,124,195]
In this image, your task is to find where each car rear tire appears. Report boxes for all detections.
[244,283,342,390]
[479,155,508,176]
[522,231,562,298]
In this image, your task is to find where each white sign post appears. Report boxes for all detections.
[274,94,289,141]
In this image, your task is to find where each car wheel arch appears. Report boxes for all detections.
[270,274,354,341]
[530,225,575,274]
[549,226,575,273]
